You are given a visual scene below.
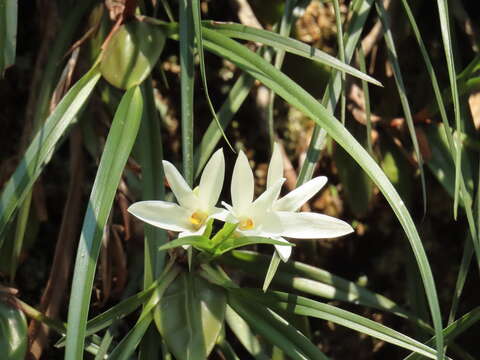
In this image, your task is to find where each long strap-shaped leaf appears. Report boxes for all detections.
[404,307,480,360]
[236,289,439,359]
[0,65,101,244]
[138,80,168,286]
[228,292,330,360]
[65,86,143,360]
[375,0,426,215]
[217,250,429,328]
[436,0,462,218]
[203,22,381,86]
[179,0,195,186]
[199,28,444,358]
[297,0,371,186]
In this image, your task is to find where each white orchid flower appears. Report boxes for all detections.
[265,142,354,261]
[128,149,226,238]
[219,150,286,238]
[221,145,353,262]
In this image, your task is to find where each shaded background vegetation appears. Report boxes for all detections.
[1,0,480,359]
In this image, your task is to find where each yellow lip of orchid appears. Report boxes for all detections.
[238,217,255,230]
[188,210,208,230]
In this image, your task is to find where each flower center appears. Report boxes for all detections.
[189,210,208,230]
[239,217,255,230]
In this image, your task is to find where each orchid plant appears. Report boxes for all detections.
[128,144,353,263]
[119,147,442,360]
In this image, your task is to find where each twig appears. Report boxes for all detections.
[228,0,263,29]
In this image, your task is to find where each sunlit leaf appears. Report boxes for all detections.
[101,21,166,89]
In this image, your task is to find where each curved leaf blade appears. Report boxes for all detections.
[0,65,101,245]
[204,22,381,87]
[65,86,144,360]
[238,289,439,359]
[200,28,444,357]
[228,291,330,360]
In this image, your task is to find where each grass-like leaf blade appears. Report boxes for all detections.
[200,27,444,356]
[65,86,143,360]
[0,65,101,245]
[239,289,439,359]
[204,22,381,87]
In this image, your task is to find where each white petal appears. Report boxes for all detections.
[274,211,353,239]
[249,212,284,238]
[231,151,254,213]
[267,143,283,189]
[179,226,206,238]
[179,227,207,250]
[199,149,225,211]
[163,160,197,210]
[210,207,231,222]
[128,201,192,232]
[273,237,293,262]
[250,178,285,220]
[274,176,327,212]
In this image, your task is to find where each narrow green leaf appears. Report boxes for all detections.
[138,79,168,286]
[262,251,282,292]
[435,0,462,219]
[404,307,480,360]
[204,22,381,87]
[266,0,301,149]
[65,86,144,360]
[108,313,154,360]
[158,235,211,252]
[357,46,373,154]
[228,291,330,360]
[375,0,426,214]
[200,28,444,355]
[217,251,429,329]
[447,235,473,324]
[214,236,293,256]
[239,289,439,359]
[0,65,101,245]
[0,0,17,76]
[332,0,346,124]
[225,306,270,360]
[211,222,238,247]
[156,272,227,360]
[216,338,241,360]
[191,0,233,151]
[179,0,195,186]
[93,327,114,360]
[297,0,373,186]
[10,192,32,280]
[424,123,480,264]
[194,72,255,177]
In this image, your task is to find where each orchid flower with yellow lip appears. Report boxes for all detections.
[128,148,227,238]
[220,145,354,262]
[265,142,354,261]
[217,150,287,237]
